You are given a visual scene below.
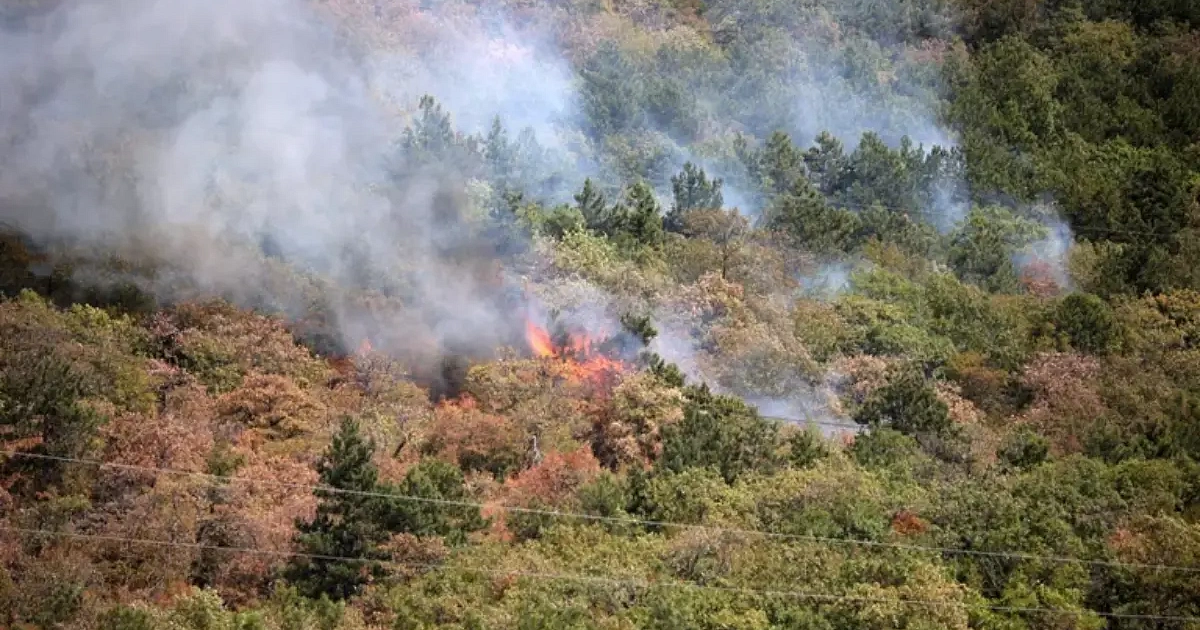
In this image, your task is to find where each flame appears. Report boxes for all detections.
[356,338,374,357]
[524,318,624,385]
[525,319,555,358]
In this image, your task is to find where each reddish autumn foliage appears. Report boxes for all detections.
[217,372,330,440]
[503,447,602,507]
[421,399,526,479]
[891,510,929,536]
[1018,259,1063,298]
[1016,352,1107,454]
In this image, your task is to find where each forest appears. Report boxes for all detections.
[1,0,1200,627]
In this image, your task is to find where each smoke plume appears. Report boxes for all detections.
[0,0,579,382]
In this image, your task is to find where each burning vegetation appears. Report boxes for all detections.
[523,317,626,387]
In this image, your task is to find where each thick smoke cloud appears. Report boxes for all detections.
[0,0,570,375]
[0,0,1066,418]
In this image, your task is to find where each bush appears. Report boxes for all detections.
[853,365,951,437]
[998,428,1051,470]
[1055,293,1120,355]
[659,385,783,483]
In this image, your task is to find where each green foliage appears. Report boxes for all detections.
[758,131,806,196]
[580,42,646,139]
[572,177,666,254]
[261,584,347,630]
[666,162,724,232]
[764,179,863,255]
[840,269,1036,368]
[998,428,1051,470]
[10,1,1200,626]
[400,95,478,169]
[659,385,782,483]
[0,291,166,493]
[948,206,1048,292]
[383,459,487,545]
[612,181,668,251]
[745,463,894,540]
[0,351,103,487]
[849,428,930,476]
[101,605,158,630]
[854,365,951,437]
[1055,293,1121,354]
[576,472,635,536]
[786,426,831,469]
[286,417,392,600]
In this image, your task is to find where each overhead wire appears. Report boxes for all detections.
[3,449,1197,574]
[2,525,1197,623]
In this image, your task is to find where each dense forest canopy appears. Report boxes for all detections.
[1,0,1200,627]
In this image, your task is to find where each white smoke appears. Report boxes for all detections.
[0,0,584,365]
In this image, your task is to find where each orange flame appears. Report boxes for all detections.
[524,318,624,385]
[356,338,374,357]
[525,319,555,358]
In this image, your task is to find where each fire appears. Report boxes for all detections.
[525,320,555,358]
[524,318,624,385]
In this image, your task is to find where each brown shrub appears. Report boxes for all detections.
[591,372,685,469]
[464,359,592,454]
[421,401,526,479]
[166,300,332,391]
[827,354,893,411]
[1015,352,1106,454]
[217,373,329,440]
[891,510,929,536]
[503,447,602,507]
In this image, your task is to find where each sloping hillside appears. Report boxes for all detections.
[1,0,1200,627]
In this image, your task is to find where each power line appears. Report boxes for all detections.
[2,525,1196,623]
[4,449,1197,574]
[763,415,864,431]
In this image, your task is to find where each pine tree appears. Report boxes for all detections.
[666,162,724,232]
[381,460,486,545]
[400,95,459,166]
[803,131,848,196]
[764,179,862,255]
[760,131,805,196]
[286,417,390,600]
[659,384,781,483]
[575,178,610,233]
[616,181,666,249]
[484,116,514,184]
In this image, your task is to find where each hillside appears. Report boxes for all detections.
[1,0,1200,627]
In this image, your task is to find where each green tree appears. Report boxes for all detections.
[0,352,103,493]
[382,459,486,545]
[660,385,781,483]
[1055,293,1120,354]
[285,417,390,600]
[400,95,473,168]
[803,132,849,196]
[575,178,610,233]
[947,206,1048,293]
[484,116,515,186]
[854,365,951,437]
[764,179,863,255]
[580,42,645,138]
[608,181,667,251]
[759,131,806,197]
[998,428,1051,470]
[666,162,724,232]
